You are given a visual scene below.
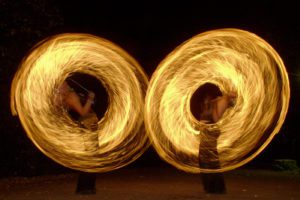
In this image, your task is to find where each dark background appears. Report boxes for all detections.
[0,0,299,177]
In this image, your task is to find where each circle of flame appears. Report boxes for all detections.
[145,28,290,173]
[11,33,149,172]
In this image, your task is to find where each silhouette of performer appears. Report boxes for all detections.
[192,83,236,194]
[55,80,98,195]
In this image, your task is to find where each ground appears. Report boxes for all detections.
[1,165,299,200]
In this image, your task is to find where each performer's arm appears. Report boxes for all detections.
[212,92,236,122]
[65,91,95,117]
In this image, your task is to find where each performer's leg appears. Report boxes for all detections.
[201,172,226,194]
[75,172,97,195]
[199,130,226,194]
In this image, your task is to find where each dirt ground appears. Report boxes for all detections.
[0,165,299,200]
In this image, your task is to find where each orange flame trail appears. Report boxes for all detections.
[145,29,290,173]
[11,33,149,172]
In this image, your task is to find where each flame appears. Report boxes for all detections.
[145,28,290,173]
[10,33,149,172]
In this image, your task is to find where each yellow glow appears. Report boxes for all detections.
[145,28,290,173]
[11,33,149,172]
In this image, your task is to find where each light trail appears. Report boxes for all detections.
[145,28,290,173]
[11,33,149,172]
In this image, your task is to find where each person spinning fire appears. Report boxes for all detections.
[54,80,98,195]
[197,85,236,194]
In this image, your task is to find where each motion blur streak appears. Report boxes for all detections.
[11,33,149,172]
[145,29,290,173]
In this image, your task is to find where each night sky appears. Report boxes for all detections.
[0,0,299,177]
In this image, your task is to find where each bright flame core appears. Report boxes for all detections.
[11,33,149,172]
[145,29,290,173]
